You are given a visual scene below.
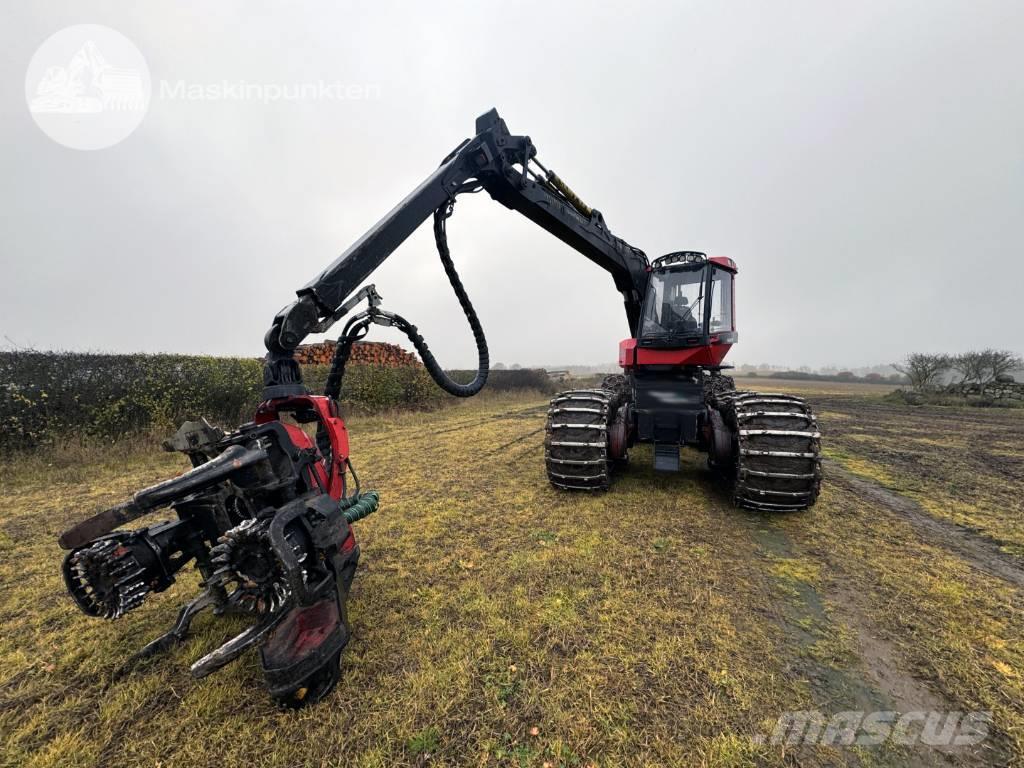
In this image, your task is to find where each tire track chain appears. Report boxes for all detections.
[544,389,618,491]
[715,390,823,511]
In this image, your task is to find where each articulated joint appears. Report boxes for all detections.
[265,294,322,355]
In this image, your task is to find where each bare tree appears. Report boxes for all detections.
[952,349,1022,387]
[951,351,988,389]
[893,353,950,392]
[982,349,1023,383]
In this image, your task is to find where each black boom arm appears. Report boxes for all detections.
[264,109,650,362]
[264,110,647,397]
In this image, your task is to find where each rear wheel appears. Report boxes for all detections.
[712,390,822,511]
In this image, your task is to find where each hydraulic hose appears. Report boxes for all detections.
[324,199,489,401]
[340,491,379,524]
[324,315,370,402]
[415,202,489,397]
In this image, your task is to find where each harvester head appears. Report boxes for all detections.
[58,394,377,707]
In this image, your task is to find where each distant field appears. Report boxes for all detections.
[733,376,900,396]
[2,389,1022,766]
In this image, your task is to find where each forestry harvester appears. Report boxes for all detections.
[59,110,821,707]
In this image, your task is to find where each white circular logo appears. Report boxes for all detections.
[25,25,151,150]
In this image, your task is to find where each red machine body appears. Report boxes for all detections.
[618,337,733,368]
[254,394,351,501]
[618,256,738,370]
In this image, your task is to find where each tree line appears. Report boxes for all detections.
[893,349,1022,392]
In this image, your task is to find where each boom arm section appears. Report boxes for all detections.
[264,109,650,360]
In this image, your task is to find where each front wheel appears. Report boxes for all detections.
[545,388,623,491]
[712,390,822,511]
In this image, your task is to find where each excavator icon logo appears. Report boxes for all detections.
[25,25,150,150]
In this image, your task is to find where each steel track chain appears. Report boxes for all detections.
[544,389,615,491]
[715,389,822,511]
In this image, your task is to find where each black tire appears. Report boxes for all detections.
[703,371,736,404]
[544,389,616,490]
[600,373,631,401]
[715,391,822,511]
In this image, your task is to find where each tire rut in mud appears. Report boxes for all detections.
[827,462,1024,591]
[745,519,992,767]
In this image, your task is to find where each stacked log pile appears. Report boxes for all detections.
[293,341,421,368]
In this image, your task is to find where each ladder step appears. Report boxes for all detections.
[653,443,680,472]
[548,441,606,448]
[549,423,607,430]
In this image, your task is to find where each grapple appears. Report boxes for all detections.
[58,393,377,708]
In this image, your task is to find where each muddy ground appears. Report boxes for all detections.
[1,384,1022,767]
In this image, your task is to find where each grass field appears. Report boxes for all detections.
[2,382,1023,767]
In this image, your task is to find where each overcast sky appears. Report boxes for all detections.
[2,1,1022,370]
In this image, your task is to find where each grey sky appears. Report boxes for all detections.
[2,1,1022,370]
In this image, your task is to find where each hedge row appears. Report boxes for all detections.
[446,368,556,393]
[0,352,440,452]
[0,352,556,453]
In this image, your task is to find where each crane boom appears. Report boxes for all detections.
[264,109,649,360]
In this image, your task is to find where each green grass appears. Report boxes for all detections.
[1,389,1022,766]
